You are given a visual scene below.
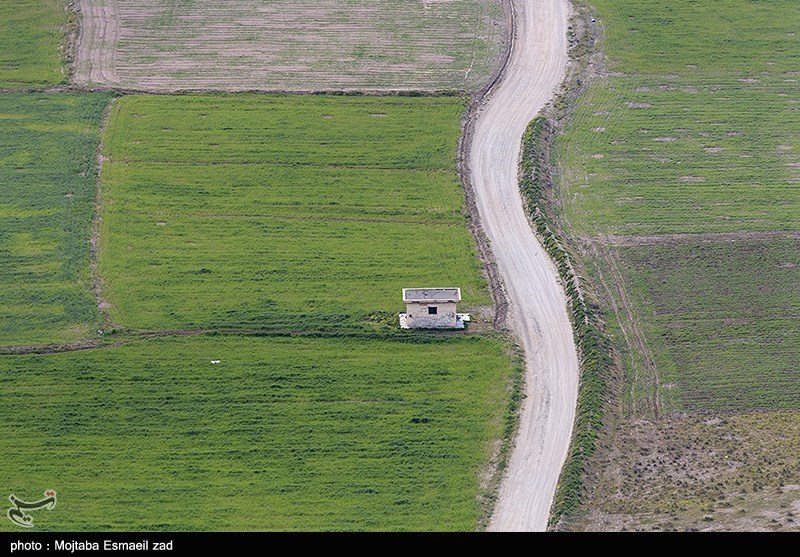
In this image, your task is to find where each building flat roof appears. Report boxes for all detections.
[403,287,461,303]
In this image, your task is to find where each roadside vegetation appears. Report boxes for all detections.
[0,0,70,88]
[548,0,800,530]
[519,116,611,525]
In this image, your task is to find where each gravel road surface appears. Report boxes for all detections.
[469,0,578,532]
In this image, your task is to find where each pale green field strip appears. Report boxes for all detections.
[74,0,504,92]
[0,0,68,88]
[560,0,799,236]
[0,92,113,347]
[99,95,490,332]
[0,334,516,531]
[588,0,799,76]
[559,76,799,235]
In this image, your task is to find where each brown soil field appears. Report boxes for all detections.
[560,411,800,531]
[73,0,506,92]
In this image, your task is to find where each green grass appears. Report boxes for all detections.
[613,238,800,413]
[0,93,112,347]
[0,334,515,531]
[590,0,799,76]
[559,76,800,235]
[558,0,799,236]
[0,0,69,88]
[99,95,490,332]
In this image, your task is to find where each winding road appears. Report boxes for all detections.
[468,0,579,531]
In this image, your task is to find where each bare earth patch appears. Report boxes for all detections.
[73,0,505,92]
[562,412,800,531]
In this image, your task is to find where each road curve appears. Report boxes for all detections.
[469,0,578,531]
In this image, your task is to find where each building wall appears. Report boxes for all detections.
[404,301,458,328]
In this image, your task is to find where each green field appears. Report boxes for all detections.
[98,95,490,332]
[1,2,510,532]
[556,0,800,413]
[0,0,69,88]
[1,90,516,531]
[587,0,798,76]
[611,237,799,413]
[559,0,799,235]
[0,334,516,531]
[553,0,800,529]
[559,77,799,235]
[0,92,112,347]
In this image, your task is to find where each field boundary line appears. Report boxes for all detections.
[0,327,505,356]
[581,231,800,247]
[61,0,81,84]
[0,86,481,96]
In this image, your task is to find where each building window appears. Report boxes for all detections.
[428,306,438,315]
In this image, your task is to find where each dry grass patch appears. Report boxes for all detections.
[74,0,505,92]
[565,411,800,532]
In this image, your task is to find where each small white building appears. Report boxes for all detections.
[399,287,470,329]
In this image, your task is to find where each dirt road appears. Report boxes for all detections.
[468,0,578,531]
